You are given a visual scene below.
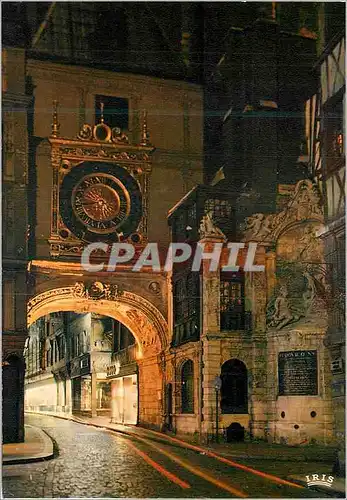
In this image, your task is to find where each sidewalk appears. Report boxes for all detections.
[3,424,54,465]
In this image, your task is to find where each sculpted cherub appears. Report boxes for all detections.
[244,213,273,240]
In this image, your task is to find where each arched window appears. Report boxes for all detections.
[181,360,194,414]
[221,359,248,414]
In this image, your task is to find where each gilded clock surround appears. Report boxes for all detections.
[49,102,154,258]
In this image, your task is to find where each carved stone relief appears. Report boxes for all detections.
[126,308,160,351]
[266,261,328,330]
[199,210,226,240]
[27,285,168,352]
[242,180,323,243]
[72,281,123,301]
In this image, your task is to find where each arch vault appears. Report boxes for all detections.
[26,281,169,428]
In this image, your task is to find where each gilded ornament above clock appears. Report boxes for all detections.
[77,121,129,144]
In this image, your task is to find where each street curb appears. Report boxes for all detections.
[3,425,55,465]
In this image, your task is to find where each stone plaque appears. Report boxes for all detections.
[278,350,318,395]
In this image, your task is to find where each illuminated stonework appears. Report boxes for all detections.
[27,285,168,354]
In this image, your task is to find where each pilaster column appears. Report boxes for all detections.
[265,249,276,300]
[199,234,224,438]
[201,338,222,437]
[91,373,97,417]
[200,235,224,333]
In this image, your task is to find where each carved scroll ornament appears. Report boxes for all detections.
[243,180,323,243]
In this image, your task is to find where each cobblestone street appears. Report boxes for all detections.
[2,414,338,498]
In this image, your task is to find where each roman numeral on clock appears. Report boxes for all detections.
[74,202,85,217]
[119,199,128,210]
[82,176,106,187]
[94,221,109,230]
[114,210,127,224]
[75,209,92,225]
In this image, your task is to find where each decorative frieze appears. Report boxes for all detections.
[73,281,123,301]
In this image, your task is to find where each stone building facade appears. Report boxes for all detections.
[20,58,203,433]
[305,28,345,469]
[167,179,334,444]
[3,3,344,450]
[25,311,135,419]
[3,9,203,439]
[2,47,31,443]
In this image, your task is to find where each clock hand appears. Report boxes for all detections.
[82,200,100,206]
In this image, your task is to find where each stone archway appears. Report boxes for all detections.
[28,282,168,354]
[27,282,169,428]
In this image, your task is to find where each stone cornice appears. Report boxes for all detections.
[27,59,203,94]
[153,148,203,161]
[28,259,166,276]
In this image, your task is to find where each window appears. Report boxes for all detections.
[205,198,232,219]
[174,279,187,322]
[46,339,52,367]
[57,335,66,360]
[221,359,248,414]
[95,95,129,130]
[3,111,15,180]
[181,360,194,413]
[325,99,344,174]
[174,273,199,324]
[54,339,59,363]
[81,331,88,353]
[324,4,345,46]
[186,274,197,317]
[187,204,196,227]
[334,130,344,157]
[36,338,40,373]
[174,212,186,241]
[3,194,15,253]
[97,382,111,409]
[3,280,15,330]
[220,275,245,330]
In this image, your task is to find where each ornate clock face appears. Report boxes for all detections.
[60,162,142,242]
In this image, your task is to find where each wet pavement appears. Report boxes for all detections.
[2,414,337,498]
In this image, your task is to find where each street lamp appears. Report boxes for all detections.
[213,375,222,443]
